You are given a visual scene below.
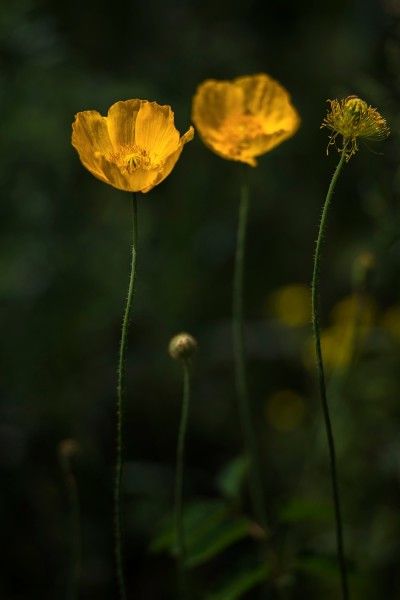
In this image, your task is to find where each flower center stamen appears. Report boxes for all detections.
[219,114,264,155]
[106,144,162,173]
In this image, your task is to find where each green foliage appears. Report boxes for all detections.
[150,499,252,568]
[279,499,332,524]
[295,555,339,580]
[206,562,270,600]
[216,455,249,502]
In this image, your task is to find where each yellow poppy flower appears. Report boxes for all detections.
[72,99,194,193]
[191,73,300,166]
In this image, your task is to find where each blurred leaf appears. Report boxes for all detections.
[206,562,270,600]
[216,455,249,502]
[279,499,331,524]
[150,499,252,568]
[186,514,250,569]
[295,555,338,579]
[150,500,224,553]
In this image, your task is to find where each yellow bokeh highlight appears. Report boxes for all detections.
[304,293,375,372]
[381,306,400,341]
[265,389,305,432]
[330,294,375,328]
[268,284,310,328]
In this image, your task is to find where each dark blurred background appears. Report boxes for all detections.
[2,0,400,598]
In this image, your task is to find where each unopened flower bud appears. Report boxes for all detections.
[168,332,197,362]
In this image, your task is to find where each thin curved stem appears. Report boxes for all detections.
[174,362,191,596]
[60,450,82,600]
[311,150,349,600]
[114,193,138,600]
[232,167,268,532]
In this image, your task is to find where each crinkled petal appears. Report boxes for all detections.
[213,130,295,166]
[245,130,298,159]
[235,74,277,114]
[72,111,113,178]
[99,156,159,192]
[235,73,300,135]
[192,74,300,164]
[142,126,195,192]
[134,101,180,160]
[200,138,257,167]
[107,99,142,148]
[180,125,195,145]
[192,80,243,132]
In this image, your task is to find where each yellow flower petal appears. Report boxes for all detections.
[146,126,195,192]
[192,73,300,165]
[107,99,142,148]
[192,80,243,131]
[72,110,113,180]
[180,126,195,146]
[134,102,180,160]
[235,73,299,133]
[71,99,193,193]
[99,156,159,192]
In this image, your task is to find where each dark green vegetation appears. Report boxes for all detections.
[1,0,400,598]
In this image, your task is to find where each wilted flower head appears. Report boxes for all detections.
[192,73,300,166]
[322,96,389,160]
[72,100,194,193]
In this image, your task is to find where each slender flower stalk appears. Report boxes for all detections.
[191,73,300,531]
[314,96,388,599]
[311,147,349,599]
[175,364,190,575]
[232,169,268,531]
[114,193,138,600]
[58,440,82,600]
[71,98,193,598]
[169,332,197,594]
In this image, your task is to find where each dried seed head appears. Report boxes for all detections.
[321,95,389,160]
[168,332,197,362]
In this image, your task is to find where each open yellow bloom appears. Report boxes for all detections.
[322,96,389,160]
[192,73,300,166]
[72,99,194,193]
